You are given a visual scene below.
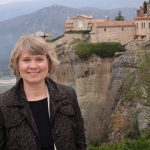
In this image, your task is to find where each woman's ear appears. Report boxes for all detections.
[48,64,51,73]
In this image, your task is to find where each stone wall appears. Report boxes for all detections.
[135,19,150,40]
[90,26,136,44]
[64,33,90,42]
[147,3,150,16]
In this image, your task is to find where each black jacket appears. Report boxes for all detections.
[0,78,87,150]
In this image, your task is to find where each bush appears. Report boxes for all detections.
[89,138,100,147]
[88,138,150,150]
[75,42,124,59]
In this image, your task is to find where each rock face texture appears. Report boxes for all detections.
[49,39,150,144]
[105,52,138,143]
[72,57,112,141]
[49,41,114,142]
[105,49,150,143]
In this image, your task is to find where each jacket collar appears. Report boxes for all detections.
[6,77,68,107]
[6,77,69,123]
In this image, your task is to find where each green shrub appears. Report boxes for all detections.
[75,42,124,59]
[88,138,150,150]
[140,129,150,139]
[89,138,100,147]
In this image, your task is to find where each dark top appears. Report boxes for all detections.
[28,98,54,150]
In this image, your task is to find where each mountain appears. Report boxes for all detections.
[0,1,54,21]
[0,5,136,75]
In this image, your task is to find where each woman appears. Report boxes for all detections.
[0,34,87,150]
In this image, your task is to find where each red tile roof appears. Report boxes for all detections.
[96,21,135,27]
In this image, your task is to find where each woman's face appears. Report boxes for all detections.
[18,50,49,85]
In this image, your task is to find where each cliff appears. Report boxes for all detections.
[48,38,150,145]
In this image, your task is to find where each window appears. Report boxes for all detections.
[149,22,150,29]
[122,27,124,31]
[136,23,138,29]
[104,28,106,31]
[141,23,143,29]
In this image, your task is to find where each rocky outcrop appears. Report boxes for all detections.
[105,49,150,143]
[49,40,114,142]
[49,38,150,144]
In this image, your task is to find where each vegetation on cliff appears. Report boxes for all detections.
[123,51,150,106]
[89,138,150,150]
[75,42,124,59]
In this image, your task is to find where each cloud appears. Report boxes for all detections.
[0,0,32,5]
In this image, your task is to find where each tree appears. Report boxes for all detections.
[143,1,147,14]
[114,11,125,21]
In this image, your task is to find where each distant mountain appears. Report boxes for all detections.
[0,1,53,21]
[0,5,136,75]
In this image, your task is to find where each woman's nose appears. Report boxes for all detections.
[29,60,38,68]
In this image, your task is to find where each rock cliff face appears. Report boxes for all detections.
[50,41,114,142]
[48,39,150,144]
[106,49,150,143]
[105,51,138,143]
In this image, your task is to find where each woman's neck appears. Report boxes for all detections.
[23,81,47,101]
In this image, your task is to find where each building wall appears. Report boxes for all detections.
[74,19,88,30]
[90,26,136,44]
[135,19,150,40]
[147,3,150,16]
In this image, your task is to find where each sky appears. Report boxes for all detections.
[0,0,146,9]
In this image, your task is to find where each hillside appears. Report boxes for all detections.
[0,1,53,22]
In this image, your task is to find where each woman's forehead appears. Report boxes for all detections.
[19,50,46,57]
[20,48,46,54]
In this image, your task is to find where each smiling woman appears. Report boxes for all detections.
[0,34,87,150]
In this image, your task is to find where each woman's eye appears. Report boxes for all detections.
[37,58,44,61]
[22,59,30,62]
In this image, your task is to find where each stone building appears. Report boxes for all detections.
[135,1,150,40]
[65,15,135,44]
[64,1,150,44]
[90,20,135,44]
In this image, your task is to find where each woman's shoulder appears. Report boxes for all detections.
[46,77,76,94]
[0,86,16,107]
[57,83,75,92]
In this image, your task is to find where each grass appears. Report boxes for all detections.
[88,138,150,150]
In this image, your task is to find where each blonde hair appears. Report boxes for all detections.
[9,34,59,76]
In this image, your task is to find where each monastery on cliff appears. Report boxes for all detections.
[64,1,150,44]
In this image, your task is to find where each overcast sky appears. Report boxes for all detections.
[0,0,146,9]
